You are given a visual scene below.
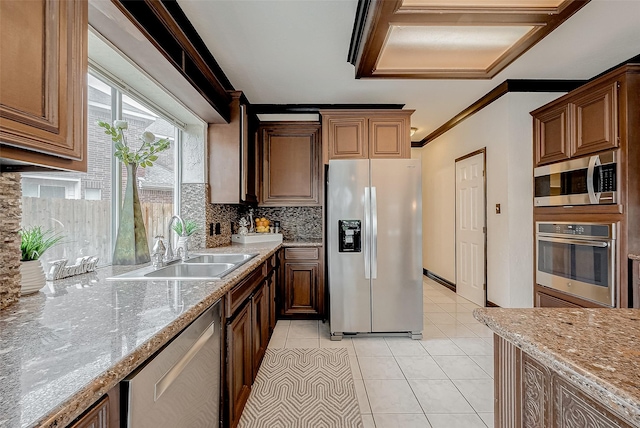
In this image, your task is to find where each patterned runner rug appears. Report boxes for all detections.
[238,348,363,428]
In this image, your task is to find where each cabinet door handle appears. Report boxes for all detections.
[154,321,215,401]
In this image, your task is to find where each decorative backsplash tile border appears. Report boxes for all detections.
[181,183,207,251]
[0,173,22,310]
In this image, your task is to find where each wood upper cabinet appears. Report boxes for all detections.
[532,79,621,167]
[572,82,618,157]
[209,91,257,204]
[534,104,571,166]
[321,110,413,163]
[0,0,87,171]
[324,116,368,160]
[280,247,324,319]
[227,301,252,428]
[259,122,321,206]
[368,115,410,159]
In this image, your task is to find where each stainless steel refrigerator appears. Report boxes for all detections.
[327,159,423,339]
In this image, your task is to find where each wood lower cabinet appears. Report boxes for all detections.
[280,247,324,319]
[268,269,277,333]
[259,122,321,206]
[251,282,270,378]
[68,396,109,428]
[496,335,634,428]
[67,384,119,428]
[224,256,279,427]
[0,0,87,172]
[227,302,253,428]
[321,110,413,163]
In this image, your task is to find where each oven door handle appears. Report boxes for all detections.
[586,155,601,204]
[538,236,610,248]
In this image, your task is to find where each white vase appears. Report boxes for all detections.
[20,260,46,295]
[176,236,189,256]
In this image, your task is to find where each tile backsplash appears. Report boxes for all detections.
[207,204,241,247]
[252,206,322,241]
[0,173,22,309]
[206,204,323,247]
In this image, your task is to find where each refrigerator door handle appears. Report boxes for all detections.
[371,186,378,279]
[364,187,370,279]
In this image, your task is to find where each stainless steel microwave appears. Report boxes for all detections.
[534,150,617,207]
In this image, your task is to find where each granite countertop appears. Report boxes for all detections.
[474,308,640,425]
[282,238,323,247]
[0,240,320,428]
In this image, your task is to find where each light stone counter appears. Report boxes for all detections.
[474,307,640,426]
[0,241,323,428]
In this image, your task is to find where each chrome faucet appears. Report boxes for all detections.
[152,235,166,268]
[165,215,187,262]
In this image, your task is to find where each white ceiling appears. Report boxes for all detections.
[176,0,640,141]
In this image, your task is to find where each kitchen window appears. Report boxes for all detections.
[20,72,182,267]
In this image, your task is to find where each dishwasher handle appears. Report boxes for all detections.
[154,320,215,401]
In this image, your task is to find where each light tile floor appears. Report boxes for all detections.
[266,277,495,428]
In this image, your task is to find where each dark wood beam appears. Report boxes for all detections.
[348,0,373,66]
[251,104,405,115]
[413,79,586,147]
[111,0,233,122]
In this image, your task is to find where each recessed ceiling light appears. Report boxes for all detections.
[348,0,589,79]
[377,25,535,71]
[401,0,564,9]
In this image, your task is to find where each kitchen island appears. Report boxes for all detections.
[0,240,319,428]
[474,308,640,427]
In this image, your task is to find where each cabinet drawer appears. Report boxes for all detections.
[227,263,266,317]
[284,247,319,260]
[536,291,581,308]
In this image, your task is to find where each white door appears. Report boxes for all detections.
[455,152,486,306]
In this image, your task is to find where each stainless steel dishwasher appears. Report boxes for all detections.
[123,300,221,427]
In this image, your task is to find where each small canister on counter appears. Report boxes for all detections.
[274,221,280,234]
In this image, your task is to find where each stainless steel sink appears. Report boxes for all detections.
[108,253,258,281]
[184,253,257,265]
[144,263,236,279]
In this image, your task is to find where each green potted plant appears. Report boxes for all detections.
[19,226,63,295]
[172,219,199,237]
[172,219,199,255]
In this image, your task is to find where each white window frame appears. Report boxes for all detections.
[88,68,183,251]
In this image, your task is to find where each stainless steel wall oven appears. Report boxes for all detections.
[536,222,616,307]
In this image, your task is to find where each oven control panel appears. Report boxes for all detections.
[538,223,613,239]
